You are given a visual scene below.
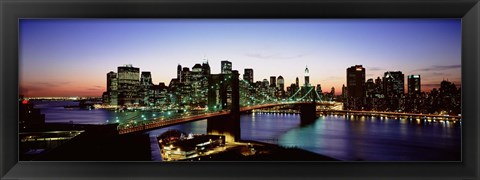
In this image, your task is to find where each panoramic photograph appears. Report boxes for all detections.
[19,19,461,161]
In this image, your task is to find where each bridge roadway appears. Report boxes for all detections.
[117,102,460,134]
[118,102,316,134]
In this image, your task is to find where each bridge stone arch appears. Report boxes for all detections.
[206,70,240,143]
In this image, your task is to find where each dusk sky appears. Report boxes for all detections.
[19,19,461,97]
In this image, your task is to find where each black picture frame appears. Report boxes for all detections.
[1,0,479,179]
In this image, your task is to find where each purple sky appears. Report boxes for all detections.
[19,19,461,97]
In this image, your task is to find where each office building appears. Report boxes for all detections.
[383,71,405,97]
[117,64,140,105]
[140,72,153,88]
[221,60,232,74]
[243,68,254,85]
[407,75,421,95]
[341,84,347,98]
[304,66,310,86]
[346,65,366,110]
[366,78,375,98]
[277,76,284,91]
[177,64,182,82]
[270,76,276,88]
[262,79,269,88]
[202,61,211,75]
[346,65,365,98]
[181,67,191,84]
[296,77,299,88]
[106,71,118,105]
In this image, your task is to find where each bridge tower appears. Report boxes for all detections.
[207,70,241,143]
[300,86,318,125]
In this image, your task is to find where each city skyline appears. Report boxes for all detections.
[19,19,461,97]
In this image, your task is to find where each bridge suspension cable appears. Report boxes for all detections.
[299,86,314,100]
[288,88,302,101]
[314,89,323,102]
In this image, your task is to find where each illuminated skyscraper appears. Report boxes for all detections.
[106,71,118,105]
[182,67,191,84]
[270,76,276,88]
[192,64,203,80]
[383,71,405,97]
[346,65,365,98]
[304,66,310,86]
[243,68,254,85]
[107,71,117,92]
[296,77,299,88]
[366,78,375,98]
[117,64,140,105]
[262,79,269,88]
[140,71,153,105]
[221,60,232,74]
[140,72,153,88]
[407,75,421,95]
[277,76,284,91]
[382,71,405,111]
[177,64,182,82]
[346,65,365,109]
[202,60,211,75]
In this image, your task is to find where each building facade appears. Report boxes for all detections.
[117,64,140,105]
[346,65,365,110]
[221,60,232,74]
[407,75,421,95]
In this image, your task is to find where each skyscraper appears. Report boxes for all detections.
[221,60,232,74]
[346,65,365,98]
[382,71,404,111]
[107,71,117,92]
[140,72,153,88]
[341,84,347,98]
[243,68,254,85]
[177,64,182,82]
[296,77,299,88]
[304,66,310,86]
[262,79,269,88]
[277,76,284,91]
[383,71,405,97]
[106,71,118,105]
[375,76,383,92]
[191,64,203,80]
[117,64,140,105]
[270,76,276,88]
[140,71,153,105]
[202,61,211,75]
[407,75,421,95]
[346,65,365,110]
[181,67,191,84]
[365,78,375,98]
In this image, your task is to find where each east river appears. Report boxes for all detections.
[32,101,461,161]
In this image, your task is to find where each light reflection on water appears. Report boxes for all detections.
[35,101,461,161]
